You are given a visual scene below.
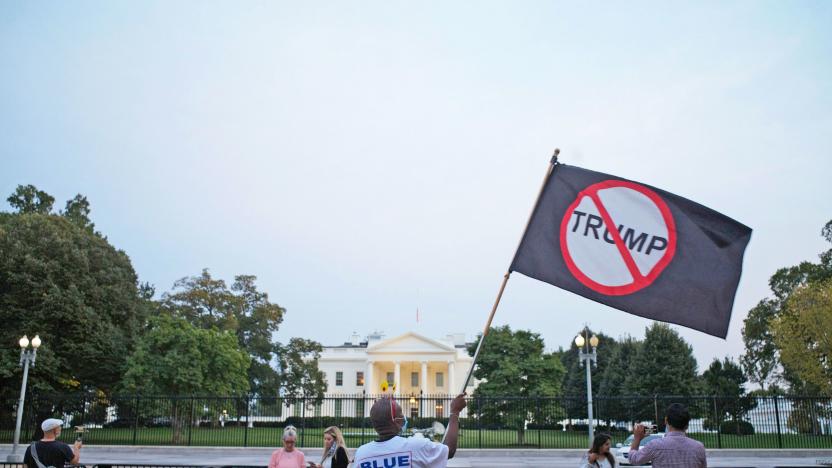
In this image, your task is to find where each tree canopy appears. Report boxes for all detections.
[0,186,149,399]
[467,326,565,445]
[741,220,832,392]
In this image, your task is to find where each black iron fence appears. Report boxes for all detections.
[2,393,830,449]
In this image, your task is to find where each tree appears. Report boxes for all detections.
[741,220,832,392]
[597,337,641,424]
[624,324,699,422]
[0,192,149,401]
[7,184,54,214]
[160,270,326,399]
[467,326,565,445]
[121,314,250,443]
[276,338,327,406]
[700,358,756,433]
[61,194,94,231]
[160,270,285,394]
[771,279,832,394]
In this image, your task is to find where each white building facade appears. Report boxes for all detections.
[315,331,475,418]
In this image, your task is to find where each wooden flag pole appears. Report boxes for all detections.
[442,148,560,442]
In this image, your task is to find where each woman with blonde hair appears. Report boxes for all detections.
[310,426,349,468]
[268,425,306,468]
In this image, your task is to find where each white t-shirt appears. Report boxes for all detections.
[354,436,449,468]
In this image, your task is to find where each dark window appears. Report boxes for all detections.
[411,372,419,387]
[336,371,343,386]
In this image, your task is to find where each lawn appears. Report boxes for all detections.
[2,427,830,449]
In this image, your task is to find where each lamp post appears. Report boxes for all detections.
[7,334,41,462]
[574,328,599,445]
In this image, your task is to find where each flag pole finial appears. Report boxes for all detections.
[551,148,560,164]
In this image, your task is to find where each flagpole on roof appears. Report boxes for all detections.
[442,148,561,441]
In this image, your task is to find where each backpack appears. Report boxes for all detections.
[29,442,57,468]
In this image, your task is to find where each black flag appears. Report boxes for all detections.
[510,164,752,338]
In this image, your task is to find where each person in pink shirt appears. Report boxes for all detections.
[268,425,307,468]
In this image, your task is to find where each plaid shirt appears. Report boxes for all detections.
[627,431,706,467]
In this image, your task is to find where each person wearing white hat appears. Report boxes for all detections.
[22,418,81,468]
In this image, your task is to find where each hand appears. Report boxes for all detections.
[588,452,600,463]
[633,424,646,439]
[73,441,82,450]
[450,393,467,414]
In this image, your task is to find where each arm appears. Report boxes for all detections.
[444,394,467,459]
[70,441,81,465]
[626,425,651,466]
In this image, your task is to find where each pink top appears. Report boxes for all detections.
[268,448,306,468]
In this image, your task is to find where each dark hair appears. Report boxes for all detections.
[666,403,691,430]
[589,433,614,466]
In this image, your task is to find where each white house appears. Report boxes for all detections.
[315,331,476,418]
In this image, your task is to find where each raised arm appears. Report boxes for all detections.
[444,394,467,459]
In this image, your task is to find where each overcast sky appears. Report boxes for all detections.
[2,1,830,373]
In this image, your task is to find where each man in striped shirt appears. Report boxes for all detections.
[628,403,706,467]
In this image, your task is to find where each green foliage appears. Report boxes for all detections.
[121,314,250,395]
[7,184,55,214]
[276,337,327,404]
[159,269,325,399]
[61,194,94,231]
[120,314,250,443]
[0,197,149,399]
[741,220,832,392]
[467,326,565,445]
[771,279,832,394]
[719,419,754,435]
[597,337,641,422]
[160,270,286,394]
[700,358,756,431]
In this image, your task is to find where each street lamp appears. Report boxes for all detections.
[7,334,41,462]
[574,327,599,444]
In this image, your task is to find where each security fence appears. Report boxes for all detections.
[2,393,830,449]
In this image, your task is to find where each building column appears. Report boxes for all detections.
[421,361,428,417]
[366,361,375,392]
[394,361,401,397]
[448,360,455,397]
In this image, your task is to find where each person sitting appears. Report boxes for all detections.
[353,393,466,468]
[268,425,307,468]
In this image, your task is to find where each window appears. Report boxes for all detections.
[336,371,343,386]
[435,403,444,419]
[411,372,419,387]
[386,372,395,385]
[335,399,343,417]
[436,372,444,387]
[356,371,364,386]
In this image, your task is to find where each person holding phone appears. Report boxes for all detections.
[307,426,348,468]
[628,403,706,467]
[580,433,618,467]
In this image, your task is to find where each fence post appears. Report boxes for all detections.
[773,396,783,449]
[132,394,140,445]
[361,391,366,445]
[300,396,306,448]
[188,395,194,446]
[244,394,250,448]
[536,397,542,449]
[477,396,482,449]
[712,396,721,449]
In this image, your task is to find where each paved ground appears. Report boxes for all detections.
[2,445,832,467]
